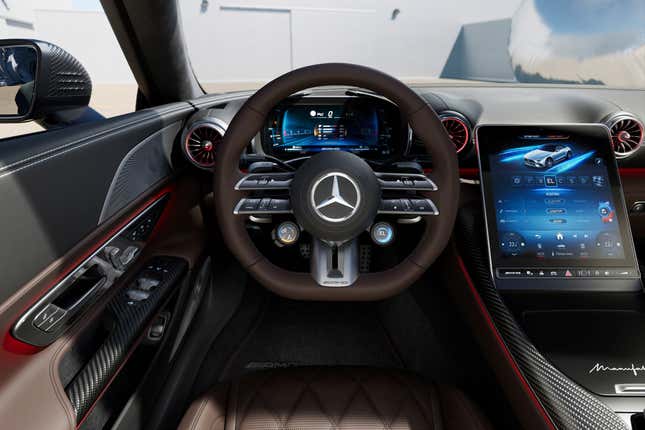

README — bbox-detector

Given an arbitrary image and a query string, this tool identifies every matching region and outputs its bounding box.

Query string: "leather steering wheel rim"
[214,63,459,301]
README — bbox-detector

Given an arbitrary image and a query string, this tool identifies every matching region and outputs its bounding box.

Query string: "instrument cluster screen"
[478,125,638,277]
[263,98,403,159]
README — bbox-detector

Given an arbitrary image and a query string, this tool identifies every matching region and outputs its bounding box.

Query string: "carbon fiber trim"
[457,203,629,430]
[45,43,92,98]
[65,256,188,423]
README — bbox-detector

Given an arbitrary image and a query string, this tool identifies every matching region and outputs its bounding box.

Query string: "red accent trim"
[440,116,470,154]
[3,186,174,355]
[2,331,41,355]
[619,168,645,177]
[456,255,556,429]
[459,168,480,178]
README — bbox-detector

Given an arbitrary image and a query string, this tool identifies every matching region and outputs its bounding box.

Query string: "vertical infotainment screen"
[478,125,639,281]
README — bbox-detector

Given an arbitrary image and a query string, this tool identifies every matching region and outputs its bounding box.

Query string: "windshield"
[180,0,645,93]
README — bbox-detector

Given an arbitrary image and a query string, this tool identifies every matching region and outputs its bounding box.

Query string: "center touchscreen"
[477,125,639,280]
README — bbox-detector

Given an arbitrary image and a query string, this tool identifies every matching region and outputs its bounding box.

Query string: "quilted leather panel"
[178,367,493,430]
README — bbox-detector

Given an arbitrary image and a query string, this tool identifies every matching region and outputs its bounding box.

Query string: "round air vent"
[440,112,471,154]
[182,120,226,169]
[604,113,643,159]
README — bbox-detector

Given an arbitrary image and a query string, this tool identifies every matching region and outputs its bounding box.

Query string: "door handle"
[51,262,108,313]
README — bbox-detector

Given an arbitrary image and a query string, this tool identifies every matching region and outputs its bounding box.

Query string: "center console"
[477,124,641,291]
[473,124,645,427]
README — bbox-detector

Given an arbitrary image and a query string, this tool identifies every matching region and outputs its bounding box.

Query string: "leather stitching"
[391,372,434,429]
[202,368,485,430]
[455,389,484,430]
[279,373,312,428]
[306,375,340,429]
[238,372,284,427]
[347,372,392,429]
[333,374,367,427]
[428,384,443,430]
[189,398,209,430]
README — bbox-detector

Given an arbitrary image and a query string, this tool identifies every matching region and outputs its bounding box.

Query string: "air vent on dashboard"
[440,113,471,154]
[182,120,226,170]
[408,111,472,159]
[604,113,643,159]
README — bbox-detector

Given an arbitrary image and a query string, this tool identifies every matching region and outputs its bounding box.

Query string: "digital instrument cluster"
[478,125,639,281]
[262,97,405,159]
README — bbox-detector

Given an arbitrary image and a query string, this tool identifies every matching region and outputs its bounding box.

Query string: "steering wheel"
[214,63,459,301]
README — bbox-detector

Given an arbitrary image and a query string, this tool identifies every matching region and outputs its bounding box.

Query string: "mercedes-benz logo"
[310,172,361,223]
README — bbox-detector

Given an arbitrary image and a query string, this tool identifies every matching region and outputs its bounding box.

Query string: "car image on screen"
[523,144,573,168]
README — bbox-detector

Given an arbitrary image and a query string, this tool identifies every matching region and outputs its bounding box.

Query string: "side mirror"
[0,39,91,123]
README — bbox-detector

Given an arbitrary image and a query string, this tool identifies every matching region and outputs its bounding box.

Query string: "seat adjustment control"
[126,289,150,302]
[137,274,161,291]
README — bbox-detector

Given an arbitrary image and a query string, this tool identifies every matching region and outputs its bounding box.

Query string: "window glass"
[180,0,645,93]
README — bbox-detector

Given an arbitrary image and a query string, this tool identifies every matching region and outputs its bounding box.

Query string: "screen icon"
[545,176,557,187]
[598,201,615,223]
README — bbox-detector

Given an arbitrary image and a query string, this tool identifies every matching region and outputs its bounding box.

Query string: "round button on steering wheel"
[214,63,459,301]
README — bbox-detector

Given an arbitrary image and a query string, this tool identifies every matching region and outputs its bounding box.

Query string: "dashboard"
[179,86,645,292]
[180,86,645,173]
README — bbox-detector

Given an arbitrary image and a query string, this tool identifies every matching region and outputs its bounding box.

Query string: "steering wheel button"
[269,199,290,211]
[241,199,260,211]
[259,198,271,210]
[380,199,399,211]
[275,221,300,245]
[412,199,430,212]
[371,222,394,246]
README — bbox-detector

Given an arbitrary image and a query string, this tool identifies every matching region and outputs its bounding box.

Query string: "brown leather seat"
[178,367,493,430]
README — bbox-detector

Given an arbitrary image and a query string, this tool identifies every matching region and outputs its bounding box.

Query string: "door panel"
[0,103,206,430]
[0,102,190,305]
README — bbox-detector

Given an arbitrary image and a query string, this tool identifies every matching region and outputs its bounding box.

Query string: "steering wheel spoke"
[311,238,359,287]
